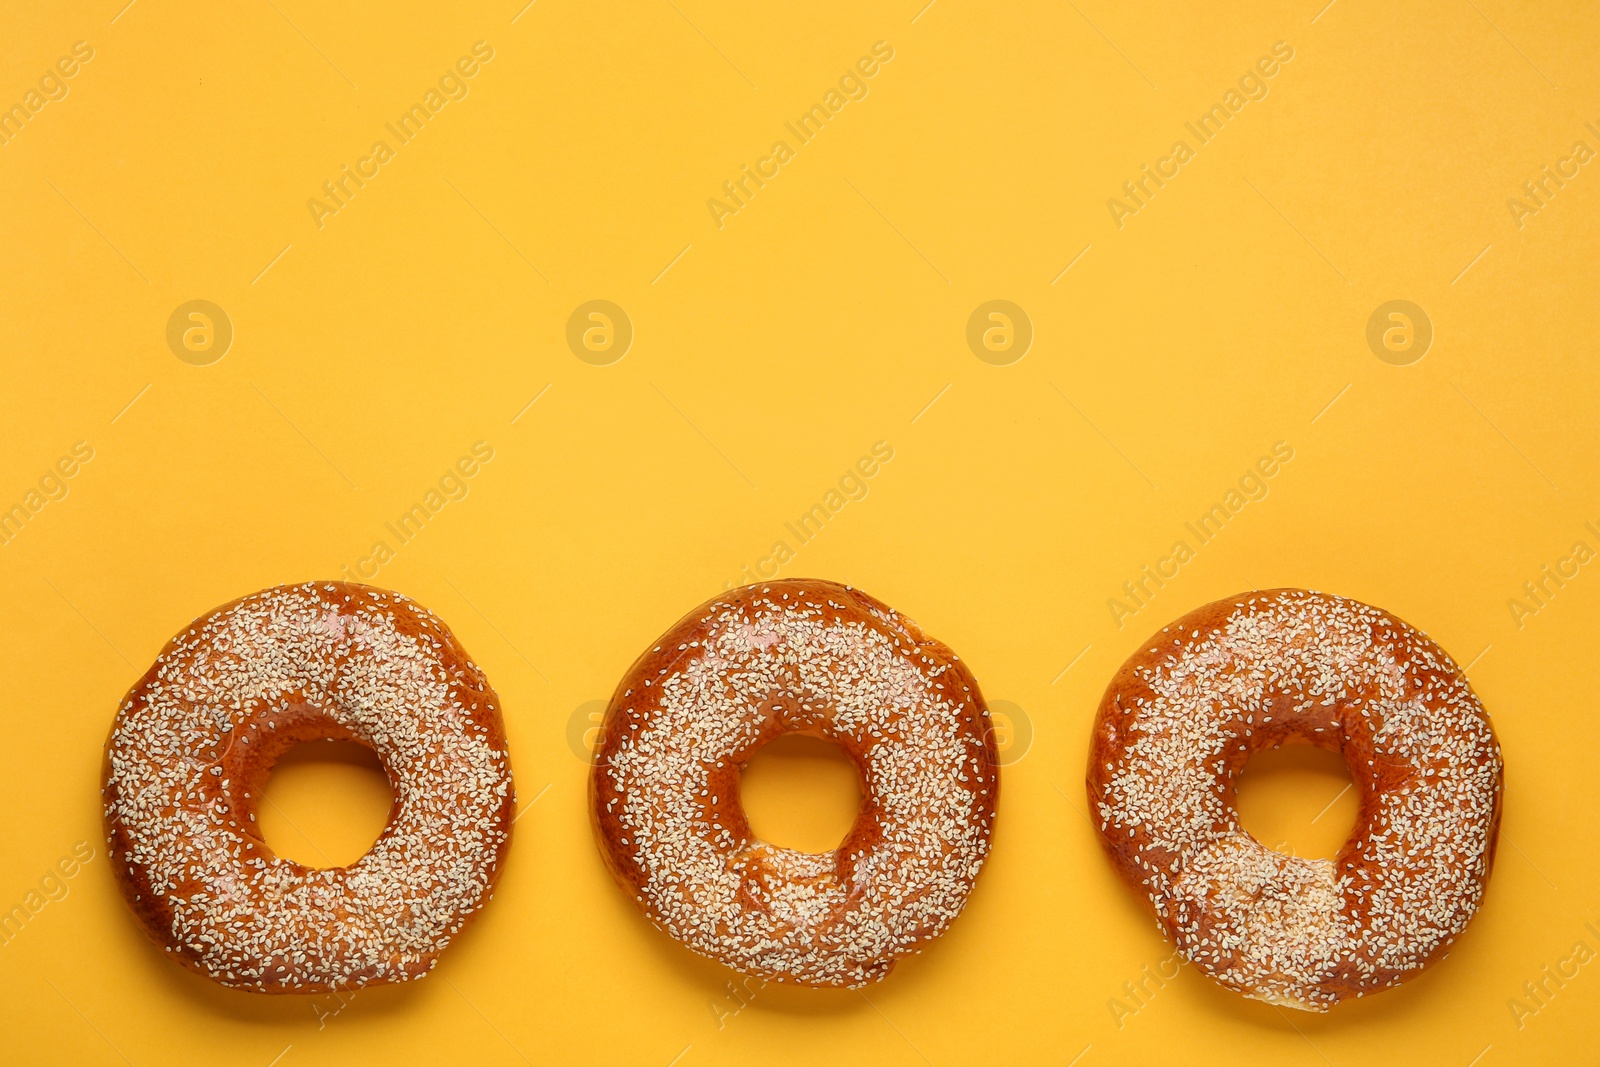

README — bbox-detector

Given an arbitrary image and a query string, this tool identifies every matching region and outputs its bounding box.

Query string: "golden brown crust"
[591,579,998,987]
[102,582,515,994]
[1087,589,1503,1011]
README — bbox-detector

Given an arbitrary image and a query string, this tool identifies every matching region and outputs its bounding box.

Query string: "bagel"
[1087,589,1503,1010]
[102,582,515,993]
[590,580,999,987]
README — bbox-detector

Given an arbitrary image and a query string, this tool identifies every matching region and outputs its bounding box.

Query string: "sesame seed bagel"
[102,582,515,994]
[590,580,999,988]
[1087,589,1503,1011]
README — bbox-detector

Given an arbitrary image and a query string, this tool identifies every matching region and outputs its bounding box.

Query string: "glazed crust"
[102,582,515,994]
[1087,589,1503,1011]
[590,579,999,988]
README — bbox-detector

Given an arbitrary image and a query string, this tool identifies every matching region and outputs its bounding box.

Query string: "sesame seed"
[1087,589,1502,1012]
[590,579,998,988]
[102,581,515,994]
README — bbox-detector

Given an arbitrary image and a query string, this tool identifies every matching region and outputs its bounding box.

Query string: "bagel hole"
[739,733,863,854]
[1235,743,1359,861]
[258,740,394,868]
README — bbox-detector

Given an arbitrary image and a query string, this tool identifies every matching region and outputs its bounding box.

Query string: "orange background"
[1,1,1597,1064]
